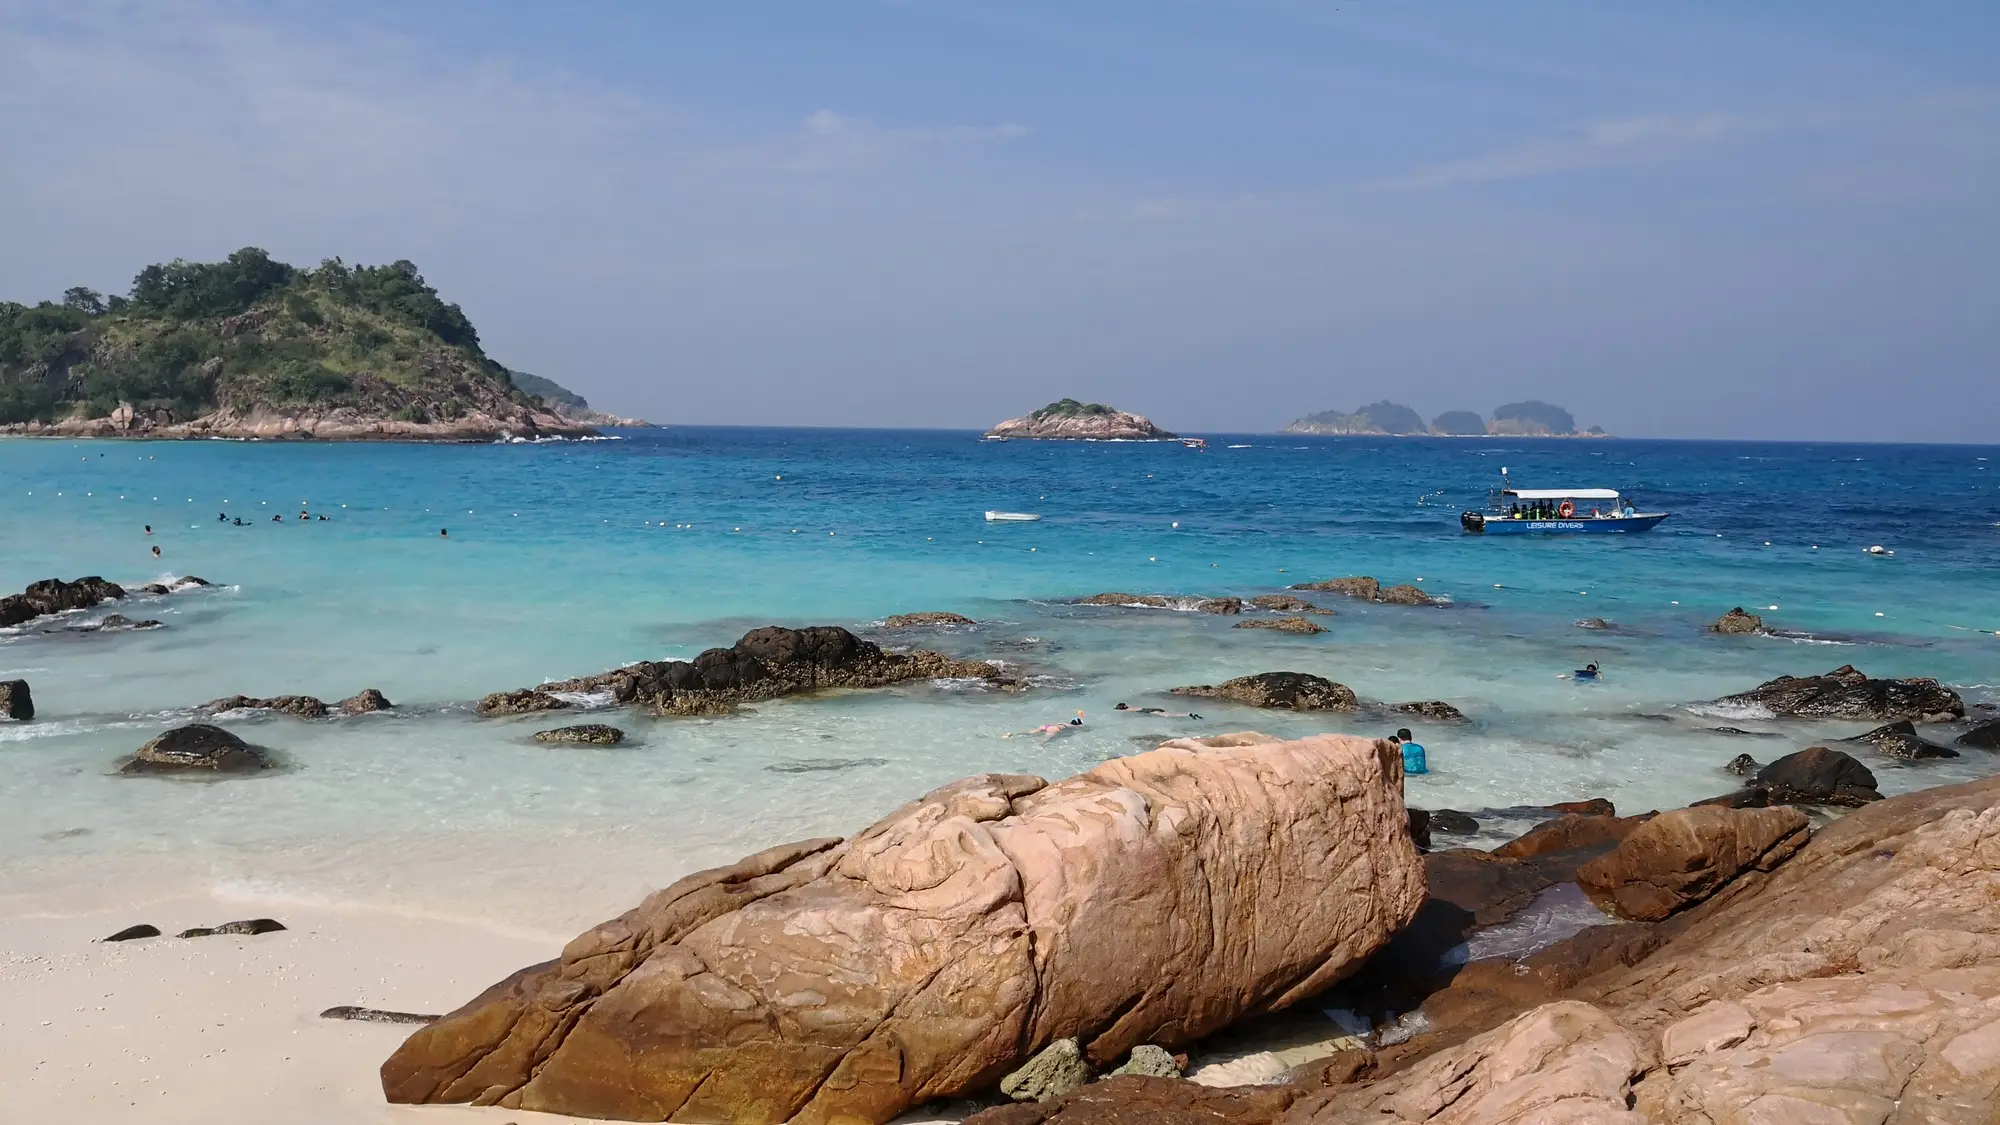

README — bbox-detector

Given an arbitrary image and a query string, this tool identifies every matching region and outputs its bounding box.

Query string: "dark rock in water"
[321,1005,440,1025]
[533,724,625,746]
[1547,798,1616,817]
[1708,664,1964,721]
[510,625,1001,717]
[1755,746,1882,807]
[1231,616,1326,634]
[1693,787,1771,809]
[337,688,393,715]
[1575,806,1810,922]
[173,575,211,588]
[1171,671,1357,711]
[883,611,975,627]
[1406,809,1431,852]
[179,918,286,938]
[1576,617,1613,630]
[1725,753,1761,776]
[1393,700,1465,721]
[1491,813,1651,860]
[203,694,329,719]
[0,576,126,628]
[103,924,160,942]
[1378,584,1435,606]
[1710,607,1765,634]
[1430,809,1479,835]
[93,614,162,630]
[1250,594,1331,614]
[136,583,171,596]
[1291,575,1381,598]
[0,679,31,721]
[121,724,271,774]
[1959,719,2000,751]
[1712,726,1783,739]
[1849,719,1960,761]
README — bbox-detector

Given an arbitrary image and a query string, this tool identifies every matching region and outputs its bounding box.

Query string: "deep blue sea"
[3,429,1997,928]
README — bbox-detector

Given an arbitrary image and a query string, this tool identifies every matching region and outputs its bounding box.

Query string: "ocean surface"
[3,429,1997,932]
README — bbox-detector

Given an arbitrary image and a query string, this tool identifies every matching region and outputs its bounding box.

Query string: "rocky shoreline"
[0,403,598,442]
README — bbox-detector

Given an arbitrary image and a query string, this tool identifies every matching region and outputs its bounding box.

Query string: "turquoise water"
[3,430,1997,930]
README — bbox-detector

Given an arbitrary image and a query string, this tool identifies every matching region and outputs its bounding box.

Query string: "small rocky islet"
[983,398,1177,441]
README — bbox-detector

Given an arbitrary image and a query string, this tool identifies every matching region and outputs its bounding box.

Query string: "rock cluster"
[1708,664,1964,721]
[1233,617,1327,635]
[203,694,331,718]
[1287,576,1436,606]
[1847,718,1959,760]
[380,732,1424,1123]
[120,724,271,774]
[1251,594,1332,614]
[1171,672,1358,710]
[0,576,125,628]
[1391,700,1464,721]
[485,625,1002,717]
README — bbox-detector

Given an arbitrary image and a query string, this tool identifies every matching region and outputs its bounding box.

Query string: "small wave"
[1684,700,1777,721]
[927,677,995,693]
[1226,444,1253,449]
[545,688,617,708]
[1766,630,1857,646]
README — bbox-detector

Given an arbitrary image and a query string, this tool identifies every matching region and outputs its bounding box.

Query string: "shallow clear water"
[3,429,1997,930]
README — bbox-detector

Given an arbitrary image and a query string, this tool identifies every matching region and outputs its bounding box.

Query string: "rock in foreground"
[120,724,271,774]
[1708,663,1963,721]
[1172,672,1357,710]
[984,399,1176,440]
[490,625,1001,717]
[380,732,1424,1123]
[532,724,624,746]
[1575,805,1810,921]
[337,688,393,714]
[1708,606,1764,634]
[1754,745,1883,806]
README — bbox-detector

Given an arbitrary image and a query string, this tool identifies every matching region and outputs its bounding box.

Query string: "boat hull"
[1462,512,1668,535]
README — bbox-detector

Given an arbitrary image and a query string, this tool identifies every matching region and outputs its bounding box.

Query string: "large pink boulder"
[381,732,1424,1123]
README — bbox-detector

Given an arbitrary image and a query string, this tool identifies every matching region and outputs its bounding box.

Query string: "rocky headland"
[985,399,1177,441]
[0,248,610,442]
[477,624,1005,717]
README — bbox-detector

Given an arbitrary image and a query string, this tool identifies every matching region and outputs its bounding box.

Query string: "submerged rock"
[882,611,975,627]
[1754,745,1882,807]
[0,576,126,628]
[1392,700,1465,721]
[1250,594,1331,614]
[511,625,1002,717]
[1847,718,1959,761]
[1708,664,1964,721]
[121,724,271,774]
[1075,593,1241,614]
[1575,806,1810,921]
[378,732,1423,1122]
[1171,672,1357,710]
[0,679,31,721]
[337,688,393,715]
[1001,1038,1092,1102]
[1232,616,1326,635]
[1576,617,1614,630]
[1429,809,1479,835]
[1709,607,1765,634]
[1724,752,1760,776]
[533,724,625,746]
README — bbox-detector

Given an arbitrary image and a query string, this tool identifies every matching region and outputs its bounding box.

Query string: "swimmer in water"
[272,514,282,523]
[1069,711,1085,726]
[144,525,152,535]
[1574,662,1600,681]
[1004,723,1072,740]
[151,545,161,558]
[440,528,448,538]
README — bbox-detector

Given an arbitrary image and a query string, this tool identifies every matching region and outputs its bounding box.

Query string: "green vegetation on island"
[0,247,586,438]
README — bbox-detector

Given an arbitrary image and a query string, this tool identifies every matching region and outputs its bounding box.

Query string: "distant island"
[0,247,633,441]
[985,399,1177,441]
[1282,399,1606,438]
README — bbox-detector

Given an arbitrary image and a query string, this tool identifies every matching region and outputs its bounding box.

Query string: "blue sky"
[3,1,1995,439]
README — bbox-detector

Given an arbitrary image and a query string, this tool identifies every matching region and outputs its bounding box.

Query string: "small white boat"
[985,511,1042,522]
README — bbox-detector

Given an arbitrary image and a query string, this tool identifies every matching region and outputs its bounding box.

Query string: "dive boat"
[1459,471,1668,535]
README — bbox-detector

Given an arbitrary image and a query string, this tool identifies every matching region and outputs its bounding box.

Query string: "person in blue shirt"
[1395,727,1428,775]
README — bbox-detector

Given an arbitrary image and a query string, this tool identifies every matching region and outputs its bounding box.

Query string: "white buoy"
[1876,612,1886,617]
[1768,605,1779,610]
[1171,521,1179,528]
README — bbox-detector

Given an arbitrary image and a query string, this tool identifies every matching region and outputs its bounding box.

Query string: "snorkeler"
[151,545,161,559]
[1574,662,1600,681]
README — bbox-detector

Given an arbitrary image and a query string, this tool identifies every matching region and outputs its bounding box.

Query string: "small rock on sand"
[102,924,160,942]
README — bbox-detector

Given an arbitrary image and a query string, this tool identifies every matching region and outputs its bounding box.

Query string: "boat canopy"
[1503,488,1621,501]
